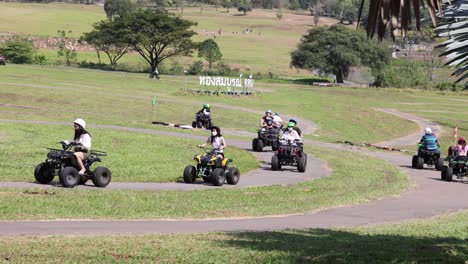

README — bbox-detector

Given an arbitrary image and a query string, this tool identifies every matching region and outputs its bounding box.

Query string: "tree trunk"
[336,71,344,83]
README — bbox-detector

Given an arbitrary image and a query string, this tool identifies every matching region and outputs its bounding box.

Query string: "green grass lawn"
[0,145,408,220]
[0,122,257,182]
[0,210,466,263]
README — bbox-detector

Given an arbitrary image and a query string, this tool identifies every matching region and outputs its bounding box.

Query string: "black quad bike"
[252,123,280,152]
[34,141,111,188]
[411,144,444,170]
[271,139,307,172]
[183,147,240,186]
[441,154,468,182]
[192,112,212,129]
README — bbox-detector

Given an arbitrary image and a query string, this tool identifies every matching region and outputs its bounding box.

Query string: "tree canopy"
[120,9,198,72]
[104,0,137,21]
[198,39,223,69]
[290,25,389,83]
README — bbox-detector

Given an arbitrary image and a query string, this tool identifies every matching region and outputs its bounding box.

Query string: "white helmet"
[74,118,86,129]
[425,127,432,134]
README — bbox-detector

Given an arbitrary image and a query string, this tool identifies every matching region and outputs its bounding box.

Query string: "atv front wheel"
[183,165,196,183]
[59,167,80,188]
[441,166,447,180]
[436,158,444,171]
[411,155,418,168]
[252,138,258,151]
[211,168,225,186]
[271,155,280,171]
[92,166,112,187]
[34,163,54,184]
[226,167,240,185]
[445,166,453,182]
[256,139,264,152]
[192,121,197,128]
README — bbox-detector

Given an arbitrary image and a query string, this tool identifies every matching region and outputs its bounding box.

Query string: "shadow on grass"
[218,229,468,263]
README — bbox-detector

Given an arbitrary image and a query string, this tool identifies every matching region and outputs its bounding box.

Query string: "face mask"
[212,131,217,136]
[288,127,293,131]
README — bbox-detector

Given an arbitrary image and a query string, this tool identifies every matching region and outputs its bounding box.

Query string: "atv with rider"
[411,143,444,170]
[271,139,307,172]
[192,112,212,129]
[183,146,240,186]
[0,55,5,65]
[252,119,280,152]
[441,149,468,182]
[34,141,111,188]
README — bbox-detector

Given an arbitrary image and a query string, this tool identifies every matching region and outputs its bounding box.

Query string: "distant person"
[198,126,226,168]
[273,112,283,127]
[151,68,160,79]
[281,122,302,142]
[285,118,302,137]
[260,110,274,131]
[449,137,468,157]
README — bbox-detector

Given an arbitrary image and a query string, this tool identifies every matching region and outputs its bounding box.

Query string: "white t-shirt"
[74,134,92,150]
[282,130,301,141]
[208,136,224,153]
[273,115,283,124]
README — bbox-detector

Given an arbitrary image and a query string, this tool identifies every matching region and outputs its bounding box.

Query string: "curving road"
[0,110,467,236]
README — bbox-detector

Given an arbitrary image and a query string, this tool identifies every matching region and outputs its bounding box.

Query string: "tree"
[237,0,253,14]
[81,20,131,69]
[198,39,222,70]
[104,0,136,21]
[223,0,233,12]
[0,38,35,64]
[290,25,389,83]
[57,30,77,66]
[121,9,197,73]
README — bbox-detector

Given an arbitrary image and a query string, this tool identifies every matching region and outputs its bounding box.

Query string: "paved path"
[1,110,467,236]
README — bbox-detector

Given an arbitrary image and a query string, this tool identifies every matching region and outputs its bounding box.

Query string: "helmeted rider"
[198,126,226,168]
[196,103,211,123]
[273,112,283,128]
[260,109,280,131]
[62,119,92,175]
[453,137,468,156]
[418,127,440,156]
[282,122,302,142]
[285,118,302,137]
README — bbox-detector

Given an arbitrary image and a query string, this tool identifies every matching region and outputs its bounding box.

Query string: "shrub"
[0,38,35,64]
[187,60,204,75]
[33,54,48,65]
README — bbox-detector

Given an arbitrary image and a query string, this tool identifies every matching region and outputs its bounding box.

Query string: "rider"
[63,119,92,175]
[282,122,302,142]
[418,127,440,156]
[260,110,275,131]
[195,104,211,124]
[454,137,468,156]
[198,126,226,168]
[273,112,283,128]
[286,118,302,137]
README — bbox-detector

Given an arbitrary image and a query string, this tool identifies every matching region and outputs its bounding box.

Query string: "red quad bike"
[34,141,111,188]
[271,139,307,172]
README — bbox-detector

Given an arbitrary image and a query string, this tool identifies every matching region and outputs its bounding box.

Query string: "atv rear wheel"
[441,166,447,180]
[211,168,225,186]
[271,155,280,171]
[192,121,197,128]
[436,158,444,171]
[411,155,418,168]
[416,157,424,169]
[445,166,453,182]
[297,155,307,172]
[92,166,112,187]
[226,167,240,185]
[183,165,196,183]
[59,167,80,188]
[196,121,202,129]
[34,163,54,184]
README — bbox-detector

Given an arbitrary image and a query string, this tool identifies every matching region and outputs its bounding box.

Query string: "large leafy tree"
[291,25,389,83]
[121,9,198,73]
[104,0,136,21]
[198,39,222,70]
[81,20,131,69]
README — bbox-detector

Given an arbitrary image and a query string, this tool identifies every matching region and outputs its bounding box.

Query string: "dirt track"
[0,110,467,236]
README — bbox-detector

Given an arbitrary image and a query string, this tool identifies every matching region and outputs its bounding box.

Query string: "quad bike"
[271,139,307,172]
[252,121,280,152]
[34,141,111,188]
[191,112,212,129]
[183,147,240,186]
[0,55,5,65]
[441,150,468,182]
[411,144,444,171]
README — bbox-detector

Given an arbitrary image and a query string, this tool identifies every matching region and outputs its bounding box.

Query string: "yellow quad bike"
[183,147,240,186]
